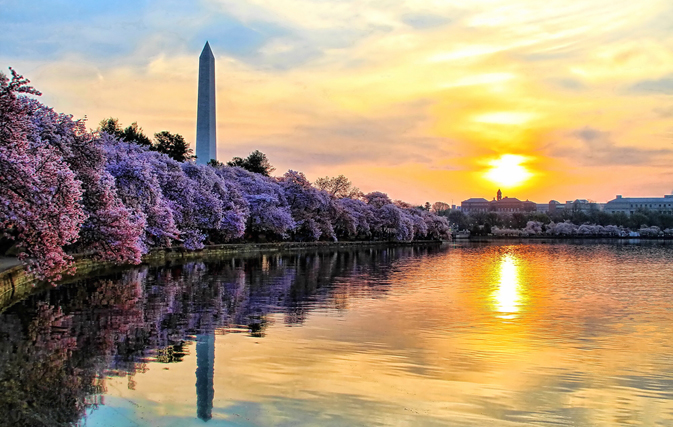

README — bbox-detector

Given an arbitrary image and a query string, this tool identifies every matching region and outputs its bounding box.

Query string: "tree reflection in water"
[0,246,438,427]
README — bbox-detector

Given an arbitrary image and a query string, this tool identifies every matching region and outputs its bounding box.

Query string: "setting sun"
[484,154,533,188]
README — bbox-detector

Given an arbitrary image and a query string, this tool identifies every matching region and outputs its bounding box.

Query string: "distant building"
[565,199,603,213]
[461,198,490,213]
[604,194,673,215]
[490,196,536,213]
[548,200,562,214]
[461,191,536,214]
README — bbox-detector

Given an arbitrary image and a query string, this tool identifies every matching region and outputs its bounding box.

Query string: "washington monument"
[196,42,216,165]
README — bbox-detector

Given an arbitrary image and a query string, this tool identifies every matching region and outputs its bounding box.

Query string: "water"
[2,242,673,426]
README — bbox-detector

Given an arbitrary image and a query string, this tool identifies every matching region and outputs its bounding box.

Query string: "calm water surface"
[2,242,673,426]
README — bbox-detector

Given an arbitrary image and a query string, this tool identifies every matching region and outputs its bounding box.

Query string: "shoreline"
[0,240,446,312]
[4,236,669,312]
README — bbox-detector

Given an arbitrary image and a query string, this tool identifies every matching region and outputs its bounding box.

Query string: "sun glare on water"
[484,154,533,188]
[492,254,523,317]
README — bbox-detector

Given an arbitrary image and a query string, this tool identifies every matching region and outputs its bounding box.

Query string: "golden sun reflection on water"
[492,253,523,317]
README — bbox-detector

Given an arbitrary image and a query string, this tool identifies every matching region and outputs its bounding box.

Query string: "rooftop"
[608,195,673,203]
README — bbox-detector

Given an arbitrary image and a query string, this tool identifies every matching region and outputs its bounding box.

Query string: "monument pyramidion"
[196,41,216,165]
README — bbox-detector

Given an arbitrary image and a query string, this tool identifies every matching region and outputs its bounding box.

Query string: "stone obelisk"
[196,42,216,165]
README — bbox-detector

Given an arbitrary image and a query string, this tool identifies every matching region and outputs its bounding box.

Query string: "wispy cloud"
[628,75,673,94]
[549,126,673,166]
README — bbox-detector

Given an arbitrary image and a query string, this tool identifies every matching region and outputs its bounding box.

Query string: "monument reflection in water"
[196,334,215,421]
[2,242,673,426]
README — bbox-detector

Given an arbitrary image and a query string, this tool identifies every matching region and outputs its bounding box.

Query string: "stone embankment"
[0,240,446,312]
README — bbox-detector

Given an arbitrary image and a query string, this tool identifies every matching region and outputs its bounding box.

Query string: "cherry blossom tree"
[333,198,373,240]
[491,226,522,236]
[181,162,249,244]
[396,202,429,238]
[523,221,543,235]
[603,225,625,236]
[214,166,295,239]
[0,69,86,280]
[278,170,335,241]
[423,211,451,240]
[28,100,144,264]
[363,191,392,209]
[638,225,662,237]
[102,136,179,251]
[141,151,205,249]
[546,221,578,236]
[364,192,415,241]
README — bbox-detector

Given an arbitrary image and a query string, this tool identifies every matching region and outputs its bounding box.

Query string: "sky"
[2,0,673,205]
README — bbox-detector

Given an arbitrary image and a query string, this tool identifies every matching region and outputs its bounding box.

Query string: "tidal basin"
[2,241,673,426]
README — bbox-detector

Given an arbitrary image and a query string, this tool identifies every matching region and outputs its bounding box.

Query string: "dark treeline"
[0,246,439,426]
[0,69,450,280]
[441,208,673,237]
[99,117,196,163]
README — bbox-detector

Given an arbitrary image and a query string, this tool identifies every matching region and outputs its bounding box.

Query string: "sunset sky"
[2,0,673,204]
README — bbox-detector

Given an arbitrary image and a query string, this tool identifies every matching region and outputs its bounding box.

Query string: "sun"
[484,154,533,188]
